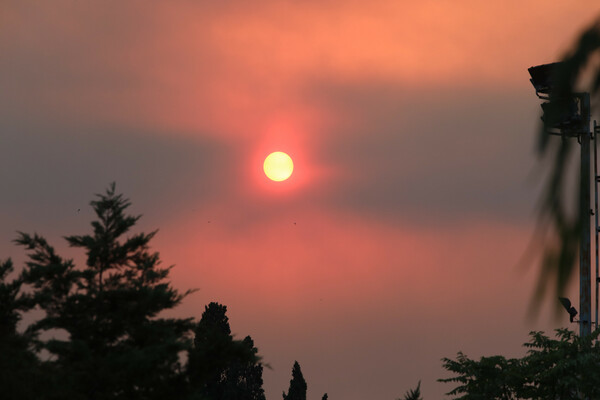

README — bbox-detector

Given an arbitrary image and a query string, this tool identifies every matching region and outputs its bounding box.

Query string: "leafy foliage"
[440,328,600,399]
[531,18,600,311]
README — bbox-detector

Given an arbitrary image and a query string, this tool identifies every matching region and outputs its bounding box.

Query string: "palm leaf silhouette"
[530,19,600,314]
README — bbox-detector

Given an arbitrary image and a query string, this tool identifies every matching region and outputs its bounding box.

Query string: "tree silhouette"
[400,381,422,400]
[282,361,307,400]
[189,302,264,400]
[222,336,267,400]
[440,329,600,399]
[0,184,271,399]
[0,258,46,398]
[14,183,195,399]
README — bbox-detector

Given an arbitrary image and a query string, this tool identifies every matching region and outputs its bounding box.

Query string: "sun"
[264,152,294,182]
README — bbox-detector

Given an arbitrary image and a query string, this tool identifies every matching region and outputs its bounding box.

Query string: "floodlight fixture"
[559,297,578,323]
[529,61,583,134]
[540,98,581,131]
[528,62,563,97]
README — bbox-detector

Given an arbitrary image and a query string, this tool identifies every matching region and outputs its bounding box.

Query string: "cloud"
[299,78,542,224]
[0,0,572,227]
[0,122,228,234]
[2,0,594,140]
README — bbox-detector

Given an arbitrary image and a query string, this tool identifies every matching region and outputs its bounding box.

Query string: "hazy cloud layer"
[303,79,543,223]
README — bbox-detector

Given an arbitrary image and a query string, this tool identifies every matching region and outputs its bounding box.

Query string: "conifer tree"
[282,361,307,400]
[189,302,264,400]
[400,381,422,400]
[0,258,45,398]
[222,336,266,400]
[15,184,195,399]
[2,185,269,399]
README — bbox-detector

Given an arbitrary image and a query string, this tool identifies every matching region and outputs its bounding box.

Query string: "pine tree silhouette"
[15,183,195,398]
[189,302,265,399]
[282,361,307,400]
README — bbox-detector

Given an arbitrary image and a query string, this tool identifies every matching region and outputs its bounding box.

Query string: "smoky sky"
[1,2,598,399]
[0,1,579,233]
[2,92,543,245]
[304,79,543,223]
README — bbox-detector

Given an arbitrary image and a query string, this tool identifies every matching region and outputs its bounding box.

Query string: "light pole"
[580,92,591,337]
[528,62,592,336]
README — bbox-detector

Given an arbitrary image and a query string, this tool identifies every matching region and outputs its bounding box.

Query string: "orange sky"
[2,1,600,398]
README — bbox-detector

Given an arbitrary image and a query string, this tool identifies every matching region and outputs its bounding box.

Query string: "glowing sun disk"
[264,152,293,181]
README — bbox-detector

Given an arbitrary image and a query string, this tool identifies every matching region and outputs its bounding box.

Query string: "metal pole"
[580,93,592,337]
[594,120,598,332]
